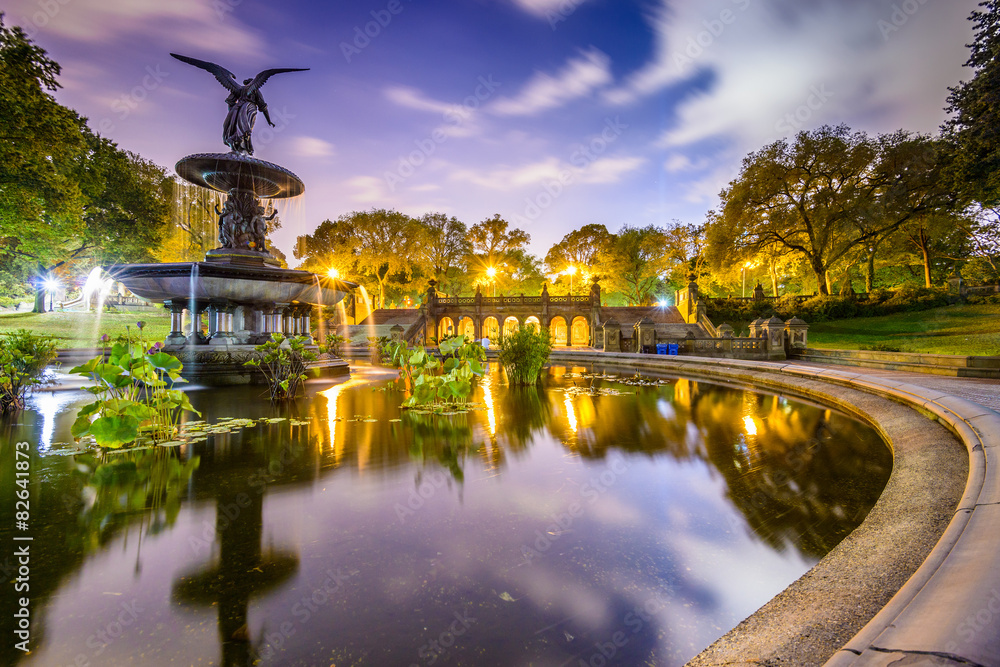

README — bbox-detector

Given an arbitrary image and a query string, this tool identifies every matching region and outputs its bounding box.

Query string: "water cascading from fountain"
[356,285,376,343]
[81,267,103,312]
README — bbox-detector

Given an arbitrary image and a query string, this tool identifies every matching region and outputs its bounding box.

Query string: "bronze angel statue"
[170,53,308,155]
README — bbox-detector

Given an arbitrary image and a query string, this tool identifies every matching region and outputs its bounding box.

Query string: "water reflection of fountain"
[172,488,298,667]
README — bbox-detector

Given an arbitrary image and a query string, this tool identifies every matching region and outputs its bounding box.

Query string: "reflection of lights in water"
[482,373,497,436]
[319,380,363,464]
[743,415,758,436]
[31,391,79,452]
[564,394,578,434]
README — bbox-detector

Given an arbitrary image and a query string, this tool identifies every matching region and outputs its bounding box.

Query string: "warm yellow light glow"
[743,415,758,436]
[486,266,497,278]
[565,395,578,434]
[320,379,363,463]
[482,373,497,436]
[328,268,340,280]
[565,265,577,276]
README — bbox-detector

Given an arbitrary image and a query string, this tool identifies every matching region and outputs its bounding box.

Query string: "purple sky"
[5,0,980,261]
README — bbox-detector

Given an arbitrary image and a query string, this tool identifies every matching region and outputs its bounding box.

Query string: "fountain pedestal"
[107,152,354,384]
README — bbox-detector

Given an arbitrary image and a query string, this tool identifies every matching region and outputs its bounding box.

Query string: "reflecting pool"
[0,364,891,666]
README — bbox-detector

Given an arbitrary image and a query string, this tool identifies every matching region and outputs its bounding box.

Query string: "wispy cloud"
[490,48,612,116]
[608,0,977,152]
[509,0,592,18]
[450,153,645,190]
[292,136,335,159]
[347,176,387,203]
[7,0,262,57]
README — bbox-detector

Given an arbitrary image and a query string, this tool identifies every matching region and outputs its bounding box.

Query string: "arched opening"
[437,317,455,341]
[503,316,520,337]
[524,316,541,333]
[458,316,475,341]
[571,316,590,346]
[550,316,568,347]
[483,316,500,342]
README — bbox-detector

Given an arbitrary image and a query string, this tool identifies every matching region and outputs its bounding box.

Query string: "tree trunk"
[33,287,45,313]
[768,262,779,297]
[918,231,933,288]
[865,250,876,292]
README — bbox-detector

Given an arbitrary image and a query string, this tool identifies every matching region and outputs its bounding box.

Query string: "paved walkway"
[791,360,1000,411]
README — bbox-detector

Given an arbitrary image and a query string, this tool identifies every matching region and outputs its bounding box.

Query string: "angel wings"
[170,53,308,155]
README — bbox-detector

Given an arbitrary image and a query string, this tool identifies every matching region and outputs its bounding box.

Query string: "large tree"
[943,1,1000,206]
[418,213,469,295]
[467,214,530,272]
[715,125,950,295]
[295,209,421,309]
[543,223,613,276]
[595,225,673,305]
[0,17,172,309]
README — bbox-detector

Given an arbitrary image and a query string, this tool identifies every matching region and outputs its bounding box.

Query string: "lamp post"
[43,277,60,312]
[566,265,577,297]
[486,266,497,298]
[741,261,756,299]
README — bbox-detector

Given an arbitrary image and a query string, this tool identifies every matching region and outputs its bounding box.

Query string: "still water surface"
[0,364,891,666]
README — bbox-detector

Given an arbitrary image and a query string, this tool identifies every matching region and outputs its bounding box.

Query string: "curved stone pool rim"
[546,350,999,666]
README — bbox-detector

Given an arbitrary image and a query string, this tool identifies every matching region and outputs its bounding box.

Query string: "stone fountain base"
[164,345,349,386]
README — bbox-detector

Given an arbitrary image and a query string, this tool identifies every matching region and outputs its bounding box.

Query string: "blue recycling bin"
[668,343,679,356]
[656,343,668,355]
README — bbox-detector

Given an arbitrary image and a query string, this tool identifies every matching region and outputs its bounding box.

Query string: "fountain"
[107,53,356,385]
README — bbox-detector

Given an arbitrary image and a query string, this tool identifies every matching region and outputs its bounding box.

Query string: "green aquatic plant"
[496,325,552,386]
[0,329,58,413]
[70,329,200,448]
[244,333,321,401]
[383,336,486,411]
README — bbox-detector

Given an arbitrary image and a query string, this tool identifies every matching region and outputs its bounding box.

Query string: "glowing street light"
[565,265,577,296]
[42,276,60,312]
[486,266,498,297]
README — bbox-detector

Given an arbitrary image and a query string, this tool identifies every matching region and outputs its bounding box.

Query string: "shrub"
[497,326,552,386]
[382,336,486,410]
[0,329,59,413]
[244,334,320,401]
[325,333,347,358]
[70,330,200,448]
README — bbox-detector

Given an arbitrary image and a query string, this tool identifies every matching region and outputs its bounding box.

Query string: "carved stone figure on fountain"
[215,199,241,248]
[170,53,308,156]
[249,203,276,252]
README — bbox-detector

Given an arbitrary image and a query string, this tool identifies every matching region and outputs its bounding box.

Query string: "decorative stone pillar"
[390,324,405,343]
[635,317,656,353]
[164,300,187,346]
[187,302,208,345]
[210,301,237,346]
[761,315,787,360]
[717,323,734,338]
[602,318,621,353]
[748,317,765,338]
[752,283,766,302]
[784,317,809,352]
[300,305,313,342]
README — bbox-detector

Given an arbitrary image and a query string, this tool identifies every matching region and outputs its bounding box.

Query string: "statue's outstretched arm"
[261,104,276,128]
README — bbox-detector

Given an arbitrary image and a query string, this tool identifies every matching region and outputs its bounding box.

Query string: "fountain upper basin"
[107,260,356,306]
[176,152,304,198]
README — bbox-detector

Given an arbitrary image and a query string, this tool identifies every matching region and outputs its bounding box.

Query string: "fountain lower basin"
[107,259,350,305]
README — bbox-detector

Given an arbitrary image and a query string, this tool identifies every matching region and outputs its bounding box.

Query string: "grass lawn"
[807,304,1000,356]
[0,311,171,348]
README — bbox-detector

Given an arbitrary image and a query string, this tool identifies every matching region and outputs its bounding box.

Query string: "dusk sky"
[5,0,981,261]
